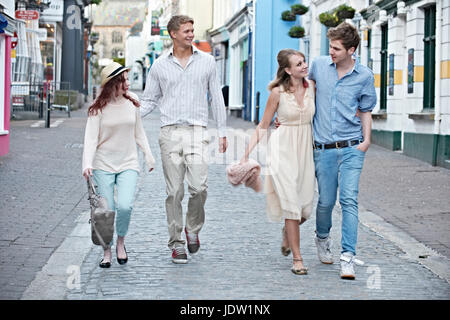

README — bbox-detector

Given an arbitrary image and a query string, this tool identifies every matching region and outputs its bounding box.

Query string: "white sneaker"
[315,235,333,264]
[340,252,365,280]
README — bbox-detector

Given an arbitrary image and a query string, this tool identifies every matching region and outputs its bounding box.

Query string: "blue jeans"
[92,169,139,238]
[313,144,365,255]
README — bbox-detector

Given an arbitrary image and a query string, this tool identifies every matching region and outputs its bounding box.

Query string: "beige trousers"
[158,125,210,249]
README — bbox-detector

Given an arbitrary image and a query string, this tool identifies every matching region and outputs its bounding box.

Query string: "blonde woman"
[82,62,155,268]
[241,49,315,275]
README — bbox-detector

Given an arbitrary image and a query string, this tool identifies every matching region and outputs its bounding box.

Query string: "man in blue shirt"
[308,22,377,280]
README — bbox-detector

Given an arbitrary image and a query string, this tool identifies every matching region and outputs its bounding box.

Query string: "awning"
[0,12,17,35]
[0,14,7,34]
[193,40,212,53]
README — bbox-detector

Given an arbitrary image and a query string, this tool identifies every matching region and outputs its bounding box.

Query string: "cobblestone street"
[17,99,449,300]
[1,94,449,301]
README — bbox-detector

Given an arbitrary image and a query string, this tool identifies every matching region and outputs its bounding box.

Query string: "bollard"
[38,87,44,119]
[93,86,97,100]
[45,92,51,128]
[254,91,260,125]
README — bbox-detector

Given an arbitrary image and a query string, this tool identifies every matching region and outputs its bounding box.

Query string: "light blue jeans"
[92,169,139,238]
[313,144,366,255]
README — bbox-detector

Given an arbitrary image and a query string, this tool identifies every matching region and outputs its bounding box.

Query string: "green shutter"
[423,5,436,110]
[380,24,388,110]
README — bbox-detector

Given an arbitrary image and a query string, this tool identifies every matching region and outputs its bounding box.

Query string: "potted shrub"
[336,4,355,20]
[291,4,309,15]
[288,26,305,38]
[319,12,340,28]
[281,10,296,21]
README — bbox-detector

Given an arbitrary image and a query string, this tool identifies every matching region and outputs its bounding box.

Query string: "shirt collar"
[328,55,361,74]
[169,45,200,56]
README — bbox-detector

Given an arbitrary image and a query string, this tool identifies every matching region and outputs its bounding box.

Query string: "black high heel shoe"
[99,259,111,268]
[99,247,112,268]
[116,245,128,265]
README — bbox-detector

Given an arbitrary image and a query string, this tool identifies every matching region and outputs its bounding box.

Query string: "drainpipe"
[433,0,442,166]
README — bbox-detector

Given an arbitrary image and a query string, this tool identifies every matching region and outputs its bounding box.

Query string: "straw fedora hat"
[100,62,130,87]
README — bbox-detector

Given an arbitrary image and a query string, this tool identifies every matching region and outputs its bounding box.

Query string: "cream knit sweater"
[82,92,155,174]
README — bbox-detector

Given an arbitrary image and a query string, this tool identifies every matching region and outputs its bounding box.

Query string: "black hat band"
[107,66,126,79]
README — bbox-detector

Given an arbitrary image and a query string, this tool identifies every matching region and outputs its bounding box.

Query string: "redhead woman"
[82,62,155,268]
[241,49,315,275]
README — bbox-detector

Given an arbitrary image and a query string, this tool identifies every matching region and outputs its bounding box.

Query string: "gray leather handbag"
[87,176,115,249]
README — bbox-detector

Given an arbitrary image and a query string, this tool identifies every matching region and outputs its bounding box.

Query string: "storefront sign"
[12,96,24,106]
[160,27,170,40]
[11,31,17,49]
[15,10,39,21]
[41,0,64,22]
[151,11,160,36]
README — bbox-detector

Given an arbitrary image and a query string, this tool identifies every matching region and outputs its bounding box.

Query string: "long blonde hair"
[268,49,308,92]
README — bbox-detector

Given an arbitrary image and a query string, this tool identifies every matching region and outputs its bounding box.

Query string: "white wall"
[212,0,233,31]
[368,0,450,137]
[179,0,213,40]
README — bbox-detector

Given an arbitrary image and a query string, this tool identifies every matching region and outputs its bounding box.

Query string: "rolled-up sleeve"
[207,57,227,137]
[359,74,377,112]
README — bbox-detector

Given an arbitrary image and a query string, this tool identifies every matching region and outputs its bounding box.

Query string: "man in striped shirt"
[140,15,228,264]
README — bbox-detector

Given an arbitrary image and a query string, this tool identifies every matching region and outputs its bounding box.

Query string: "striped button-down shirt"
[140,46,227,137]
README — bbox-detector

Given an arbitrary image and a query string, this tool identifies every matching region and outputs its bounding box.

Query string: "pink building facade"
[0,13,13,157]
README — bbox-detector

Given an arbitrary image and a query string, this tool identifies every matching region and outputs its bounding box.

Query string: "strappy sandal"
[281,226,291,256]
[291,258,308,275]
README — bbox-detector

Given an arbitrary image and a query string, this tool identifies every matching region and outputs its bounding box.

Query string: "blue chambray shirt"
[308,56,377,144]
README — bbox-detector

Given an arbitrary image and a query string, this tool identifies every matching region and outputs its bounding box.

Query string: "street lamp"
[87,44,93,96]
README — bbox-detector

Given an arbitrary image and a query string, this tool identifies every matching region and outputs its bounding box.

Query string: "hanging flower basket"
[336,4,355,20]
[90,32,100,42]
[291,4,309,15]
[281,10,296,21]
[288,26,305,38]
[319,12,340,28]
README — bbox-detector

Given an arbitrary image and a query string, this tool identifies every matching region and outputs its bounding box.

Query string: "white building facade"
[295,0,449,168]
[361,0,449,168]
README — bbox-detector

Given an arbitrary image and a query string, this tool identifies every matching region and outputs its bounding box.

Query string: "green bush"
[113,57,125,66]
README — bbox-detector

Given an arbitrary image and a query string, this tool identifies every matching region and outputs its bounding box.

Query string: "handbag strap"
[87,176,97,198]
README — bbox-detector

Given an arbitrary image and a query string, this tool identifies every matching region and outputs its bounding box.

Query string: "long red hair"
[88,72,140,116]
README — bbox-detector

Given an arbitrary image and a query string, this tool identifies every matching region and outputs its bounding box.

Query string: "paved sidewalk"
[0,108,90,300]
[20,105,449,300]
